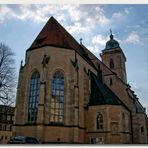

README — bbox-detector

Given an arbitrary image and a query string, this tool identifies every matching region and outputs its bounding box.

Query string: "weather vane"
[109,28,113,39]
[110,28,112,35]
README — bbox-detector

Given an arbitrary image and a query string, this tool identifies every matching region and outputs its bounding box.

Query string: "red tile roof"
[28,16,81,51]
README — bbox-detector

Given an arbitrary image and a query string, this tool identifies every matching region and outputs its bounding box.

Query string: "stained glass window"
[50,71,64,123]
[28,71,40,123]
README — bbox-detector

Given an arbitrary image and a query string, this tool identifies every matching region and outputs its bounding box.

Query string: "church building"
[13,16,148,144]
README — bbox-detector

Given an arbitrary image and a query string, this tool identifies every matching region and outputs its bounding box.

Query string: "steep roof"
[89,72,122,106]
[27,16,96,69]
[28,16,82,50]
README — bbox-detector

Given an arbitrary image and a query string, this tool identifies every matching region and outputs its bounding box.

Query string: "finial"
[109,29,113,39]
[110,29,112,35]
[80,38,83,44]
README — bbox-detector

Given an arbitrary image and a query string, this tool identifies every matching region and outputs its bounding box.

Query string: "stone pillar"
[36,81,46,142]
[36,54,49,143]
[73,84,79,143]
[73,53,79,143]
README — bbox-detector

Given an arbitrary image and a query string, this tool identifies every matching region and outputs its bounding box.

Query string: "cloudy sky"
[0,4,148,112]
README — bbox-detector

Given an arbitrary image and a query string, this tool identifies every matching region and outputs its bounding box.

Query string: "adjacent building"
[13,16,148,144]
[0,105,14,144]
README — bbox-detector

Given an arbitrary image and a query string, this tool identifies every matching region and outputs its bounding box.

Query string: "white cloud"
[0,5,67,24]
[86,34,108,54]
[87,45,101,53]
[98,15,110,25]
[112,12,123,19]
[92,34,108,46]
[124,7,133,14]
[65,22,90,34]
[66,5,81,22]
[112,7,132,20]
[0,5,110,26]
[90,34,123,53]
[0,5,12,23]
[125,32,140,44]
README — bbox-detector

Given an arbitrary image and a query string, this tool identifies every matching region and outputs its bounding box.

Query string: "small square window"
[141,126,144,134]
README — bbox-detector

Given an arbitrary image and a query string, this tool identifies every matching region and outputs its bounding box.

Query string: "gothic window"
[50,71,64,123]
[28,71,40,123]
[96,113,103,130]
[109,59,114,69]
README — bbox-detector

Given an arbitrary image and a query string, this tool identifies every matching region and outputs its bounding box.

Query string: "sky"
[0,4,148,113]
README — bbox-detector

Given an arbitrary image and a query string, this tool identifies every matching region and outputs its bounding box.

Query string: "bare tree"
[0,43,16,106]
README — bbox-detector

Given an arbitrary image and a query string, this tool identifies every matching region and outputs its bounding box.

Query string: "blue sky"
[0,4,148,113]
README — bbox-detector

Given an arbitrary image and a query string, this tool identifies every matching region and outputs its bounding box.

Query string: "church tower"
[101,32,127,83]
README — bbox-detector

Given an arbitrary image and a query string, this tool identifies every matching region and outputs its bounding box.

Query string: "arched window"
[50,71,64,123]
[28,71,40,123]
[110,59,114,69]
[96,113,103,130]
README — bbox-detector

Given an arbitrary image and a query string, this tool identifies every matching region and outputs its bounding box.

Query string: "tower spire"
[109,29,113,39]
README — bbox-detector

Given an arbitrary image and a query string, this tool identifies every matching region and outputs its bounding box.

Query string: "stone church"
[13,16,148,144]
